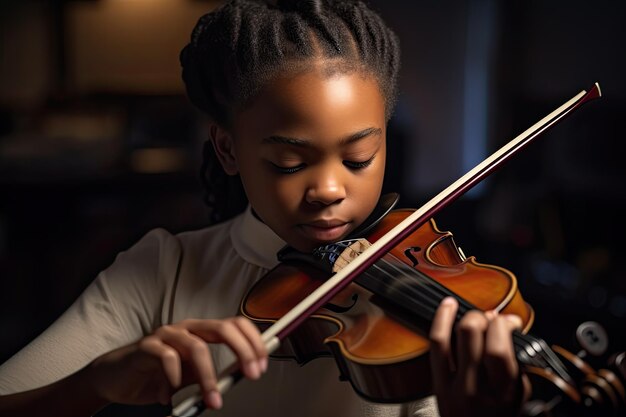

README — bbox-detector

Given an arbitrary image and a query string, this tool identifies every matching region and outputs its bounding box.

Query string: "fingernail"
[247,361,260,379]
[505,314,523,328]
[259,357,268,373]
[207,390,222,409]
[441,296,456,306]
[484,310,496,320]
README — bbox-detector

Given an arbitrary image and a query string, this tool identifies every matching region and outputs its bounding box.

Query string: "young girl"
[0,1,526,416]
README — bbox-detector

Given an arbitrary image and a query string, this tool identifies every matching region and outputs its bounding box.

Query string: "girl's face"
[221,68,387,252]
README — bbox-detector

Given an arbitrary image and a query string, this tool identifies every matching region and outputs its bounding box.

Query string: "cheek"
[353,155,386,213]
[356,152,385,191]
[268,176,306,209]
[241,166,303,213]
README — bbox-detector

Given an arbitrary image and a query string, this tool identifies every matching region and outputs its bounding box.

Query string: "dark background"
[1,0,625,408]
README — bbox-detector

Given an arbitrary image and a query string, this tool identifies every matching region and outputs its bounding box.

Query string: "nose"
[305,165,347,206]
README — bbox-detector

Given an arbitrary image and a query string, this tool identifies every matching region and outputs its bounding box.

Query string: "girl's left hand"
[429,297,531,417]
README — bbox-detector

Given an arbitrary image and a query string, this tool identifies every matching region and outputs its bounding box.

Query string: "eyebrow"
[261,127,382,147]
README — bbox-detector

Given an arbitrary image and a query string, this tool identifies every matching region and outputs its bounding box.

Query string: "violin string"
[317,245,459,318]
[364,255,472,321]
[373,259,544,350]
[352,251,569,375]
[373,254,473,314]
[365,260,566,374]
[367,262,449,321]
[327,245,571,381]
[514,333,573,384]
[375,257,574,381]
[366,260,449,317]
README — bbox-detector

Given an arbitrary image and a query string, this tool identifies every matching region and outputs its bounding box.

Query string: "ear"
[208,123,238,175]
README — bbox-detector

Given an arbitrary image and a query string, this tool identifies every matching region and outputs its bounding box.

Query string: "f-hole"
[324,293,359,313]
[404,246,422,267]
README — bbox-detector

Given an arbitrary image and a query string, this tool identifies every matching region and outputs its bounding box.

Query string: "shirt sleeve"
[409,396,439,417]
[0,228,181,395]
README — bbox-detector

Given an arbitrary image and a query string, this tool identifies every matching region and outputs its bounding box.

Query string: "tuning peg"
[576,350,626,415]
[608,352,626,382]
[576,321,609,357]
[606,351,626,405]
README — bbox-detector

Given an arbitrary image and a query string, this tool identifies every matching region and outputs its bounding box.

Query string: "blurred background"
[0,0,625,405]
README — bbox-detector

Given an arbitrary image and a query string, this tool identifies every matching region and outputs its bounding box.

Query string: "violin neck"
[355,255,575,385]
[355,253,468,322]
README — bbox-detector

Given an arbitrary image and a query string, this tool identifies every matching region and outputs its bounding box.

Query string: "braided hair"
[180,0,401,223]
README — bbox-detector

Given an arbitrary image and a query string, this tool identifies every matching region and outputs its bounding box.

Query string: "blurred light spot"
[42,113,123,144]
[130,148,186,173]
[532,258,578,292]
[577,247,611,274]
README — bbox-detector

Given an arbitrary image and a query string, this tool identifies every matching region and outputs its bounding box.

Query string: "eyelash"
[271,155,375,174]
[344,155,375,170]
[271,163,305,174]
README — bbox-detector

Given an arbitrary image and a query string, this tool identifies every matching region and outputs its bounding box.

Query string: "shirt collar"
[230,206,287,270]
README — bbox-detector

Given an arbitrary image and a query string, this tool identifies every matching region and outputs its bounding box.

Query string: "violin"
[242,205,626,415]
[172,83,625,417]
[242,204,534,402]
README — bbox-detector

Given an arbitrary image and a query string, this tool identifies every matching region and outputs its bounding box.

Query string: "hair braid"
[181,0,401,223]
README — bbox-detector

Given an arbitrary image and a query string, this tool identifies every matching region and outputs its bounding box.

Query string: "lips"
[298,219,350,242]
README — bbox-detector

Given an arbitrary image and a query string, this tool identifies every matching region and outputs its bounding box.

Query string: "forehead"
[232,68,386,138]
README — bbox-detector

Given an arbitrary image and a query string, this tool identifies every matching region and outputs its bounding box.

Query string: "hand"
[429,297,530,417]
[87,317,267,410]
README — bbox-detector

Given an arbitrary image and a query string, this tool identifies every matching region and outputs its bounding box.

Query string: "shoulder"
[103,214,243,294]
[175,216,235,257]
[123,227,183,263]
[110,216,235,275]
[103,227,183,287]
[174,208,282,270]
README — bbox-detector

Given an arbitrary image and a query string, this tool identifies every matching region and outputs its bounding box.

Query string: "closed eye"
[270,162,305,174]
[344,155,375,170]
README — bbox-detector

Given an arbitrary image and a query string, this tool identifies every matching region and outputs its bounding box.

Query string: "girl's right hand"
[87,317,268,410]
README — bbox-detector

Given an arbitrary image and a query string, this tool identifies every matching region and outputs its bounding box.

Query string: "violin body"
[241,210,534,402]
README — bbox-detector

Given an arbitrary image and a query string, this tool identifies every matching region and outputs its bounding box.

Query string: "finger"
[154,326,222,409]
[429,297,459,389]
[484,314,522,402]
[184,318,262,380]
[137,336,182,405]
[232,316,269,372]
[520,373,532,404]
[455,310,489,397]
